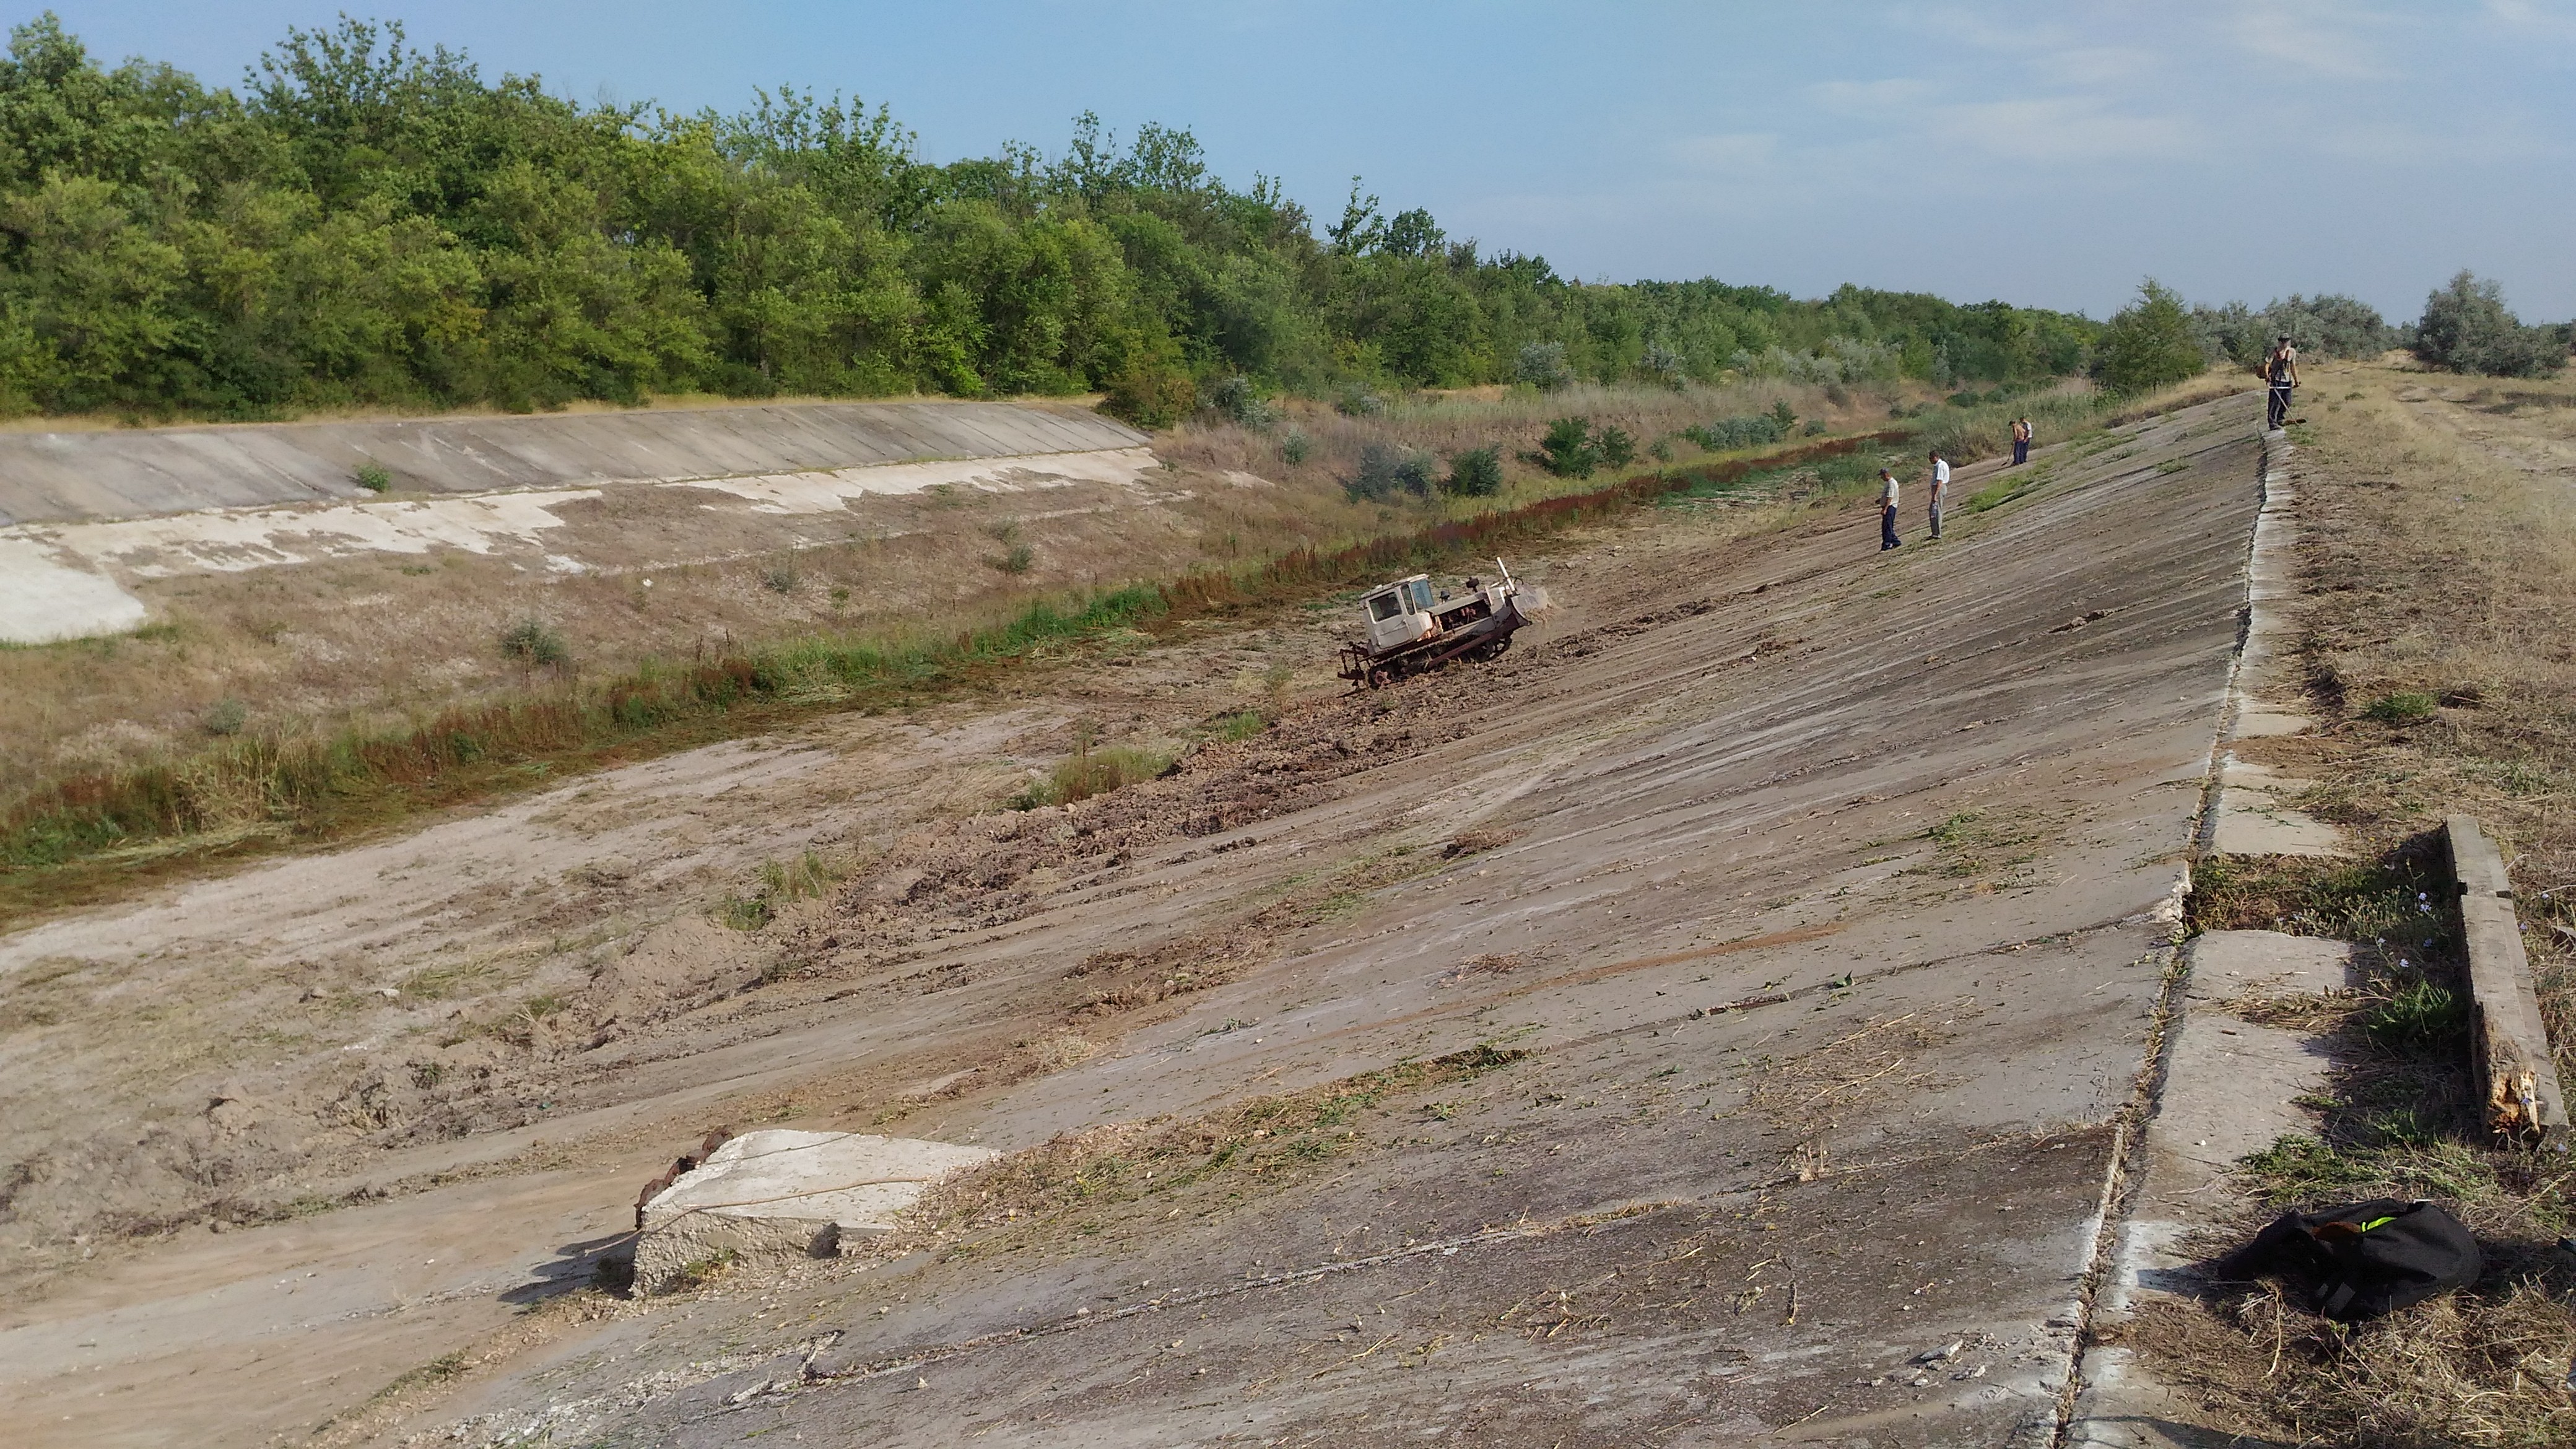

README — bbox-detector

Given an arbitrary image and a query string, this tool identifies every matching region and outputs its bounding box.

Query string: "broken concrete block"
[633,1129,997,1294]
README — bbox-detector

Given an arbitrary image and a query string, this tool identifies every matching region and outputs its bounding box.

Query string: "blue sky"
[32,1,2576,321]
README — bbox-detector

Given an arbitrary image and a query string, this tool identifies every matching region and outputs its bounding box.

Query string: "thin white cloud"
[2224,2,2396,79]
[1931,96,2204,163]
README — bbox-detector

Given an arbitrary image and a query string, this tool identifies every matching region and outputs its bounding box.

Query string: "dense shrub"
[1342,441,1437,501]
[1529,417,1601,478]
[1683,412,1789,451]
[1102,357,1196,429]
[2191,294,2393,367]
[2414,271,2565,378]
[1445,445,1502,496]
[1209,374,1272,429]
[1516,342,1573,391]
[1641,342,1686,388]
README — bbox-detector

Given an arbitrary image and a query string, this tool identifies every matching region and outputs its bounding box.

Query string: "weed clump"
[1014,744,1172,808]
[716,850,843,931]
[498,618,568,667]
[201,698,247,736]
[353,462,391,494]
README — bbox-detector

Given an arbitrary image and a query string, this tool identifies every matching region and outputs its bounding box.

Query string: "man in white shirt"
[1878,468,1901,550]
[1926,450,1951,541]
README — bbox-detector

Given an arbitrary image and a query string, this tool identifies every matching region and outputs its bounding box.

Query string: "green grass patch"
[2363,690,2440,724]
[1965,463,2054,514]
[2187,847,2461,954]
[1210,710,1267,742]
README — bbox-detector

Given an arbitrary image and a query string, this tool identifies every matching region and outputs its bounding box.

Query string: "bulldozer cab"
[1362,575,1438,651]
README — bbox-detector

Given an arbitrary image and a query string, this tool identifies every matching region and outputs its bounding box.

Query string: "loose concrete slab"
[634,1131,996,1294]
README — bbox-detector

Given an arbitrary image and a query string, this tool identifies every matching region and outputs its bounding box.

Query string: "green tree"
[2091,279,2204,394]
[0,11,2120,421]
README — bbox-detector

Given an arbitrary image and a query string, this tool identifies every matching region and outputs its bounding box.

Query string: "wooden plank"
[2448,814,2517,899]
[2448,815,2570,1148]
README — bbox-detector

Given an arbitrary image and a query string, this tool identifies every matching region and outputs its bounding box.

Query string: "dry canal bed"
[0,396,2268,1447]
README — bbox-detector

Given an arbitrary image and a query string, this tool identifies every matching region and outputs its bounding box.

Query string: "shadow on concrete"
[2080,1416,2301,1448]
[500,1230,635,1305]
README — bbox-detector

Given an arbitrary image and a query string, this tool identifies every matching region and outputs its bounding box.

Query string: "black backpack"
[2226,1198,2482,1321]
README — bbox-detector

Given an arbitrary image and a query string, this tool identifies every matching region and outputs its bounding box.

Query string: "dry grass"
[1159,377,1891,491]
[2169,359,2576,1445]
[2276,360,2576,1074]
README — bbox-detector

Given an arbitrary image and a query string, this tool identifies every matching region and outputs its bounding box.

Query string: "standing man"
[1878,468,1902,550]
[2265,336,2299,430]
[1926,450,1950,541]
[2011,417,2030,466]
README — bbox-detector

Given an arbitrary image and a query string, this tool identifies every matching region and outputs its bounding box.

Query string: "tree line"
[0,14,2112,424]
[2086,271,2566,398]
[1,15,2556,426]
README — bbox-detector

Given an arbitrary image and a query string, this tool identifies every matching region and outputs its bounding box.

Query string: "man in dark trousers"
[2265,336,2300,430]
[1878,468,1901,550]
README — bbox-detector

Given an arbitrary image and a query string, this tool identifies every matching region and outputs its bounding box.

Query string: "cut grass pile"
[891,1043,1526,1254]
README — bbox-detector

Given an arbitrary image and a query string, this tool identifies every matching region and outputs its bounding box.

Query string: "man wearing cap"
[2265,336,2299,430]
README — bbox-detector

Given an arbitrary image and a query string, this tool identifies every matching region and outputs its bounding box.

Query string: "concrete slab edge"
[2056,423,2312,1448]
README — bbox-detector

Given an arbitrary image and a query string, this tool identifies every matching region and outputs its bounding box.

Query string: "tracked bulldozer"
[1337,559,1551,689]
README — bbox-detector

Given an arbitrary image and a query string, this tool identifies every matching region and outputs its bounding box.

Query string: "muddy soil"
[0,395,2269,1447]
